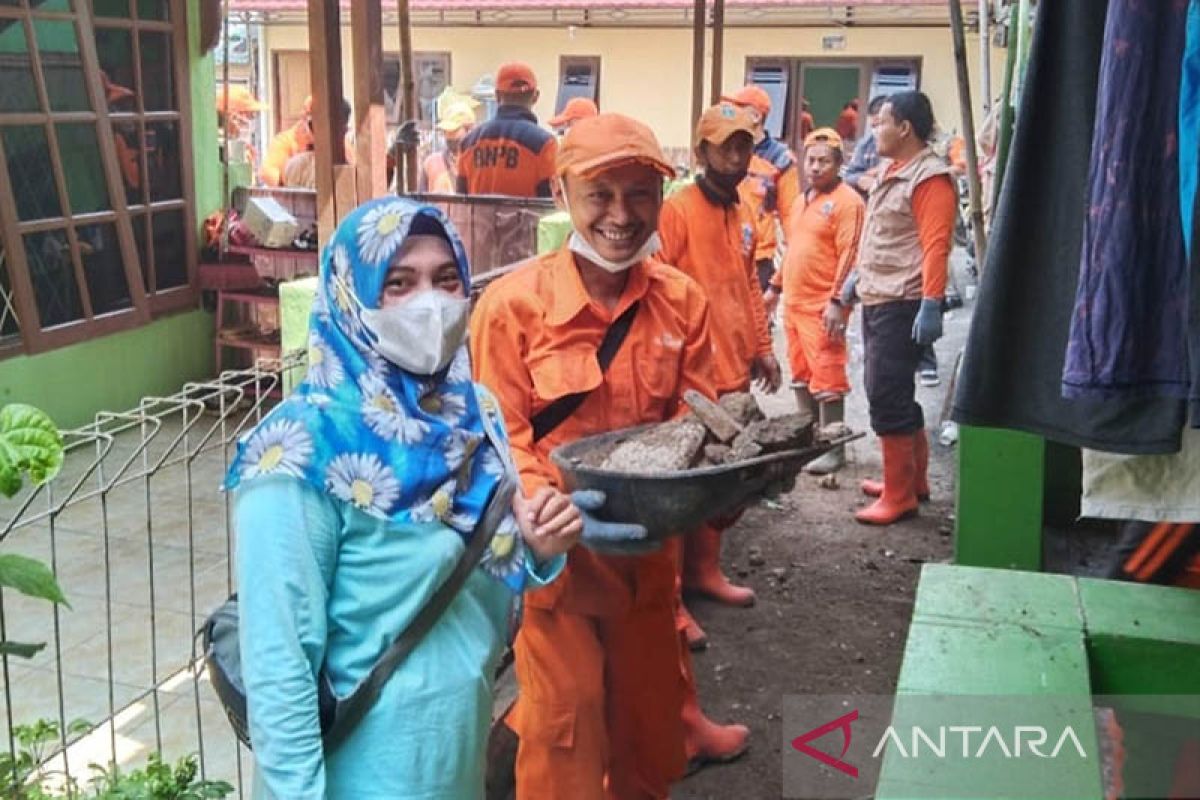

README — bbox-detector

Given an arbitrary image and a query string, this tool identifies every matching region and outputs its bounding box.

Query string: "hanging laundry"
[954,0,1187,455]
[1062,0,1191,405]
[1179,0,1200,425]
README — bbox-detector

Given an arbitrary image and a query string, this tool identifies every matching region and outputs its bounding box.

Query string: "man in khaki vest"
[849,91,956,525]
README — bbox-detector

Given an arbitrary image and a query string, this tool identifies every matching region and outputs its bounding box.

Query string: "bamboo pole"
[398,0,419,194]
[948,0,988,267]
[709,0,724,105]
[351,0,387,201]
[690,0,705,145]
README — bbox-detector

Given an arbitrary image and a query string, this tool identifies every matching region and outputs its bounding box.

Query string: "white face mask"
[567,230,662,274]
[358,289,470,375]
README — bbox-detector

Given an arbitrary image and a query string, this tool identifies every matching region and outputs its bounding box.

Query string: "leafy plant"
[1,721,233,800]
[0,403,69,660]
[0,404,64,499]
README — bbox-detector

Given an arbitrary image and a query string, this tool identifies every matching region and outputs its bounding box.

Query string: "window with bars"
[0,0,194,357]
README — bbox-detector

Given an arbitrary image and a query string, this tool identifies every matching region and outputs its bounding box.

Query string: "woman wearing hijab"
[228,198,581,799]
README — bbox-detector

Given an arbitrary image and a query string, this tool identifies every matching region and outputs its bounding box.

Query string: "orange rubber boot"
[681,637,749,774]
[861,430,931,502]
[855,434,919,525]
[682,525,756,607]
[669,538,709,650]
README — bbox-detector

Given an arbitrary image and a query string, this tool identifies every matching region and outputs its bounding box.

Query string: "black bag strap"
[531,300,641,443]
[323,400,518,750]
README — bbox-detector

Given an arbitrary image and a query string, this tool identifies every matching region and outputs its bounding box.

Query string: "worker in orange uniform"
[472,112,738,798]
[836,98,860,143]
[846,91,955,525]
[420,101,476,193]
[723,85,801,291]
[764,128,864,476]
[658,102,782,648]
[457,62,557,197]
[549,96,599,134]
[216,84,266,169]
[260,95,352,187]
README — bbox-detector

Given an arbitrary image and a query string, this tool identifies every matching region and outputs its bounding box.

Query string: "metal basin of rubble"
[550,423,863,539]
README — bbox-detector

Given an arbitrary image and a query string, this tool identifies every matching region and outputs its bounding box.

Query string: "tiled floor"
[1,408,260,791]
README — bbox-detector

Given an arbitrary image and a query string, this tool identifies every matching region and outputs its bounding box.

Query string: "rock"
[747,546,766,567]
[818,421,852,441]
[728,432,764,462]
[600,418,707,473]
[683,389,744,443]
[718,391,765,426]
[817,474,839,490]
[770,567,789,582]
[744,413,814,452]
[864,559,879,571]
[703,443,732,464]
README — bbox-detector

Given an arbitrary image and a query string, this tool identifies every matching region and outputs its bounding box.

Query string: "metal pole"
[948,0,988,267]
[691,0,705,145]
[219,0,231,258]
[979,0,991,114]
[398,0,419,194]
[709,0,724,105]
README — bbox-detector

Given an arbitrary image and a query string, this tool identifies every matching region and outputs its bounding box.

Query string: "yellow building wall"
[262,23,1004,152]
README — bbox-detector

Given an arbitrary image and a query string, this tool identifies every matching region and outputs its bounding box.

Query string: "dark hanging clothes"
[1061,0,1191,404]
[952,0,1187,455]
[1182,0,1200,425]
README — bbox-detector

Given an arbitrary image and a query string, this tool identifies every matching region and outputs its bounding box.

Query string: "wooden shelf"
[226,244,318,264]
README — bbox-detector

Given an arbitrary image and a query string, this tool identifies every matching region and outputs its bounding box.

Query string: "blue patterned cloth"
[225,197,529,591]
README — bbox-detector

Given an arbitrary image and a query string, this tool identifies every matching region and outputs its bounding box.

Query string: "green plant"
[0,403,69,660]
[1,721,233,800]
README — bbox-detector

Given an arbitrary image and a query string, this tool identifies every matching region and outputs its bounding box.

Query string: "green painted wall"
[0,309,214,430]
[187,0,221,230]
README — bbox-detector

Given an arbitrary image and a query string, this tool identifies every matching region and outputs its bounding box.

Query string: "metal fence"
[0,353,306,797]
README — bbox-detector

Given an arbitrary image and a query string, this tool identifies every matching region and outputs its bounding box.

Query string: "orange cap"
[722,85,771,118]
[216,84,267,114]
[556,113,674,180]
[549,97,599,128]
[694,102,756,149]
[495,62,538,94]
[804,126,844,153]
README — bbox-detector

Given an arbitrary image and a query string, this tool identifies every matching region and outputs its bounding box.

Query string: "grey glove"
[912,297,944,345]
[840,272,860,306]
[571,490,659,555]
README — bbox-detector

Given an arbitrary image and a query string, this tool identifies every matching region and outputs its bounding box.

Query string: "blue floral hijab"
[225,198,528,591]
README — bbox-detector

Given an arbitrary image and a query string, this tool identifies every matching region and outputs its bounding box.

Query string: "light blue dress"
[236,475,563,800]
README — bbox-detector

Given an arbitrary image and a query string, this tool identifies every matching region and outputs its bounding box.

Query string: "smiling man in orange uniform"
[472,113,735,799]
[658,102,782,647]
[765,128,864,476]
[723,85,801,292]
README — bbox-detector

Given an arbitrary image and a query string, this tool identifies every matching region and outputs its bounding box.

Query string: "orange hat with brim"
[496,62,538,94]
[721,85,771,118]
[557,113,674,180]
[694,102,756,149]
[804,126,844,153]
[217,84,267,114]
[549,97,599,128]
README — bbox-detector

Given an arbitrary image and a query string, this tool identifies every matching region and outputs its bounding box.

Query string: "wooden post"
[308,0,346,241]
[690,0,705,145]
[948,0,988,267]
[398,0,419,193]
[709,0,724,105]
[979,0,991,114]
[351,0,387,201]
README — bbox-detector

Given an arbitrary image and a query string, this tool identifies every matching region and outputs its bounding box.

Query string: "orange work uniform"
[456,106,557,198]
[739,150,801,264]
[658,180,772,395]
[260,121,312,187]
[470,248,715,800]
[775,181,864,395]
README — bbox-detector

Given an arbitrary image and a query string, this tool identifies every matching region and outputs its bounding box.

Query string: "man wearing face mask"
[471,112,740,798]
[658,102,782,650]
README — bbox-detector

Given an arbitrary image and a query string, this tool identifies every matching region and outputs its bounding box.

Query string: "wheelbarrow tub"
[550,423,862,539]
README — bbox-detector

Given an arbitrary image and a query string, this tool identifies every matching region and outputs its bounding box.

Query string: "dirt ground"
[675,289,973,799]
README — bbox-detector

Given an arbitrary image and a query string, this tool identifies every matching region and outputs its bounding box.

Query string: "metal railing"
[0,353,306,797]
